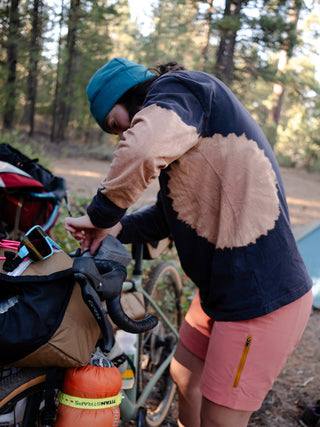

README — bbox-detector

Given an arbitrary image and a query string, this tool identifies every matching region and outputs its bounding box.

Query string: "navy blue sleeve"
[87,189,127,228]
[118,197,170,244]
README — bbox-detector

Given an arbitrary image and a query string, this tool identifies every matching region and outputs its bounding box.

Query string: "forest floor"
[51,155,320,427]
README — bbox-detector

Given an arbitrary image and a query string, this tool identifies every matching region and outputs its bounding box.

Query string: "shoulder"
[150,69,219,89]
[146,70,230,107]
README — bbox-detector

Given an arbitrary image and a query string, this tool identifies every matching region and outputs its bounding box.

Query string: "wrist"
[111,222,123,237]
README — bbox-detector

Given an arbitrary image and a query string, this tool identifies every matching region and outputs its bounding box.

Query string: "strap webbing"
[58,391,122,410]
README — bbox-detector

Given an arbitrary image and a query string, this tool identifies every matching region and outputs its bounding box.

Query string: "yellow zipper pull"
[233,335,252,388]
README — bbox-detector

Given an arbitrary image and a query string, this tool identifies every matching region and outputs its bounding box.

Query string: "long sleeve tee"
[87,70,312,321]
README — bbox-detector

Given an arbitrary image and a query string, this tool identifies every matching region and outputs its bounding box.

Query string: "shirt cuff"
[87,189,126,228]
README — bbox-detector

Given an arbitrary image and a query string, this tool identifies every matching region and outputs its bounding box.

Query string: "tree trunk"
[214,0,245,84]
[3,0,20,130]
[267,0,301,145]
[55,0,80,142]
[24,0,43,136]
[200,0,215,70]
[269,51,287,126]
[51,0,65,142]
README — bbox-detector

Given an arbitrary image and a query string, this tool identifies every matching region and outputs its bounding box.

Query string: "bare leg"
[170,340,204,427]
[201,397,252,427]
[171,341,253,427]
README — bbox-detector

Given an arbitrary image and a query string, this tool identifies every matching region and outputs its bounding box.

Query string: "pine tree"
[266,0,303,145]
[24,0,44,136]
[3,0,20,129]
[214,0,248,83]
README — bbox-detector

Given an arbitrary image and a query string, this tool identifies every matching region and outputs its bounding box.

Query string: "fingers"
[81,233,93,253]
[64,219,76,234]
[64,215,110,255]
[64,221,84,241]
[90,238,102,255]
[73,231,86,241]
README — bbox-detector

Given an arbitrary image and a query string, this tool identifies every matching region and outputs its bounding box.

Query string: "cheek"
[120,113,131,130]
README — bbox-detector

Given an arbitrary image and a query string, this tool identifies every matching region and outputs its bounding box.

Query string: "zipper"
[233,335,252,388]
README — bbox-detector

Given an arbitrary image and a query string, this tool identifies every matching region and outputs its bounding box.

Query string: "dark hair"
[118,62,186,120]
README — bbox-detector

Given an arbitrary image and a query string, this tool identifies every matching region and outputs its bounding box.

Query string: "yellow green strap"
[59,391,122,409]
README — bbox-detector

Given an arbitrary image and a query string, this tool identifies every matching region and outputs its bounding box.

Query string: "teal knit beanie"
[87,58,155,131]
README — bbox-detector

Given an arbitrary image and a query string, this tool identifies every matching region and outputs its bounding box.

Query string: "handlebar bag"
[0,249,100,368]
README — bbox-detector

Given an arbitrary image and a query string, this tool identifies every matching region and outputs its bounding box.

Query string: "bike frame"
[119,245,180,422]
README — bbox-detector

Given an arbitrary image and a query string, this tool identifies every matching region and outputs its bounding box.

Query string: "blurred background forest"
[1,0,320,170]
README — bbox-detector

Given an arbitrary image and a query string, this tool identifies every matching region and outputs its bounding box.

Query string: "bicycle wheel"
[0,367,58,427]
[138,261,182,427]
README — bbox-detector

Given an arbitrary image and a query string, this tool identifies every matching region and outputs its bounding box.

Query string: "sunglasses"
[18,225,61,262]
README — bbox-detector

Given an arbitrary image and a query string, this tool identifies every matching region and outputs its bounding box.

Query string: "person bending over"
[65,57,313,427]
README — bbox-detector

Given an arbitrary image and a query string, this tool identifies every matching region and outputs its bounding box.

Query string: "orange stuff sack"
[56,363,122,427]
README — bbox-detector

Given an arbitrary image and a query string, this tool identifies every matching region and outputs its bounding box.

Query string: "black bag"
[0,265,74,365]
[0,250,101,368]
[0,143,58,192]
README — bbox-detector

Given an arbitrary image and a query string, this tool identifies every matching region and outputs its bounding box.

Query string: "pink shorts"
[179,290,313,411]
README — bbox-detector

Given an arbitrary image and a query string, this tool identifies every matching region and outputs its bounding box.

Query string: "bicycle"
[0,239,182,427]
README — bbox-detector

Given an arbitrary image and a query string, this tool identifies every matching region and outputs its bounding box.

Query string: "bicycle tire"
[0,367,59,427]
[138,261,182,427]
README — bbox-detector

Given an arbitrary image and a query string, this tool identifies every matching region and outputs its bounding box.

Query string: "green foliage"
[50,190,90,253]
[50,212,79,254]
[271,54,320,167]
[141,0,201,68]
[258,14,289,48]
[275,104,320,169]
[215,14,243,34]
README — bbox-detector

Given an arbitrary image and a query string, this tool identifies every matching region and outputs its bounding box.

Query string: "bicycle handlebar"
[107,295,159,333]
[72,257,158,352]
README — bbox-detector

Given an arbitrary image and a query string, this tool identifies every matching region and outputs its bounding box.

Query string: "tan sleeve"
[100,104,199,209]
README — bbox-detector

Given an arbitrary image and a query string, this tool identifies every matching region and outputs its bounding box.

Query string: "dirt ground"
[52,158,320,427]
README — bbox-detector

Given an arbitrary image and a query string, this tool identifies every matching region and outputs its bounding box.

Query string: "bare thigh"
[170,340,204,427]
[171,341,252,427]
[171,339,204,390]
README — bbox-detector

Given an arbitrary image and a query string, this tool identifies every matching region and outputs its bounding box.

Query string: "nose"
[119,131,125,140]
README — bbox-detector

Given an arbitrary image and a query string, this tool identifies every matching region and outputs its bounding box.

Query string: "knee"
[170,355,186,389]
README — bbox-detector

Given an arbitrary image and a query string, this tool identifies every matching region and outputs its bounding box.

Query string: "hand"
[64,215,122,254]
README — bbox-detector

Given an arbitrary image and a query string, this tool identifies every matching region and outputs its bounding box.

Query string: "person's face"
[104,104,131,140]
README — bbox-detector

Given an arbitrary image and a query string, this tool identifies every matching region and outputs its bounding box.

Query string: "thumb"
[90,238,103,255]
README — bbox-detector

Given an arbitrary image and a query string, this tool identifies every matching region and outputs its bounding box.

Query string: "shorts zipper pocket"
[233,335,252,388]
